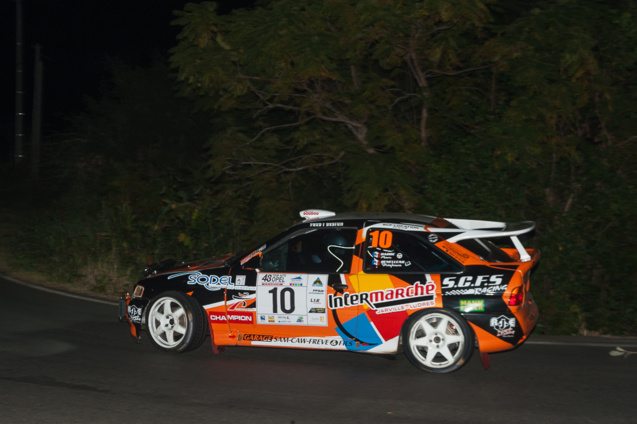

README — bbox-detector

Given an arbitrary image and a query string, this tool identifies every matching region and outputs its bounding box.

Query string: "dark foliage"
[3,0,635,334]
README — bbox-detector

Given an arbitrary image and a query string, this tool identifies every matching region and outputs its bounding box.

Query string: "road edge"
[1,272,118,306]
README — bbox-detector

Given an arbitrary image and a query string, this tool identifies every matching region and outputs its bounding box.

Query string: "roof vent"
[299,209,336,221]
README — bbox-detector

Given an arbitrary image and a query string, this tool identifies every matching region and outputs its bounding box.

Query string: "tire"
[146,291,207,353]
[402,308,473,373]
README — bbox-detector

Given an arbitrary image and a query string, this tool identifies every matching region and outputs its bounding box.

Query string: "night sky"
[0,0,252,164]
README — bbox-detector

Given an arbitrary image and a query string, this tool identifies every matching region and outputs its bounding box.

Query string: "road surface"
[1,274,635,423]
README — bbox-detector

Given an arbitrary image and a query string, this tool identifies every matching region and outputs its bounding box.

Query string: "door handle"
[332,283,348,293]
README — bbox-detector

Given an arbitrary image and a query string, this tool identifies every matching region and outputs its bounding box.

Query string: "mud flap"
[480,352,491,370]
[209,332,225,354]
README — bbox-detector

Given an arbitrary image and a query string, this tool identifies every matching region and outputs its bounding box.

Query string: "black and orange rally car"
[119,210,539,373]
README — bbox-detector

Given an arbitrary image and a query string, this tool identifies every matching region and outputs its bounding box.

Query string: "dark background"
[0,0,634,337]
[0,0,253,163]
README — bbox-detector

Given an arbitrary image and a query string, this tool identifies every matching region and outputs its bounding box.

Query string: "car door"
[348,224,462,354]
[231,227,363,350]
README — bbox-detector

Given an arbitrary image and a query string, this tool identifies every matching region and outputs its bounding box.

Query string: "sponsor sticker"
[239,334,356,349]
[438,243,471,262]
[444,285,508,296]
[490,315,516,337]
[128,305,142,323]
[168,271,234,291]
[228,293,256,310]
[368,223,425,232]
[259,273,287,285]
[459,299,485,312]
[309,222,344,227]
[256,274,329,326]
[233,285,257,291]
[442,274,504,289]
[209,311,254,324]
[328,277,436,312]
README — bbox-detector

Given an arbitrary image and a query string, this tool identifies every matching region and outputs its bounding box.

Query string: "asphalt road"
[1,273,636,424]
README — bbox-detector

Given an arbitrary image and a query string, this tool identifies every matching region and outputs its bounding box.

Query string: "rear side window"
[457,238,513,262]
[364,230,462,273]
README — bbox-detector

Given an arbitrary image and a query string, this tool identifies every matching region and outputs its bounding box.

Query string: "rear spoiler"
[437,219,536,262]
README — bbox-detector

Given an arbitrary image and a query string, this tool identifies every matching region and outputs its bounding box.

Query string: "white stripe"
[1,274,118,306]
[527,340,637,348]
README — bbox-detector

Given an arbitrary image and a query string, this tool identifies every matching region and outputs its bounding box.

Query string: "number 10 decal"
[369,230,393,248]
[268,287,295,314]
[256,274,328,326]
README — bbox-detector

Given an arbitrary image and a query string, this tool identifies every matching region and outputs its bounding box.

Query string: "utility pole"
[14,0,26,168]
[31,44,43,180]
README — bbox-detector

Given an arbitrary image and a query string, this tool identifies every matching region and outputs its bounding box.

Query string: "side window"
[364,230,462,273]
[261,229,357,274]
[260,243,288,272]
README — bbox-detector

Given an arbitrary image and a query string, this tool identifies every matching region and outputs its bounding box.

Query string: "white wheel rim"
[148,297,188,349]
[408,312,466,369]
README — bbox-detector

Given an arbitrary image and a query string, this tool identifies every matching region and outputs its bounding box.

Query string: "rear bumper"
[466,298,539,354]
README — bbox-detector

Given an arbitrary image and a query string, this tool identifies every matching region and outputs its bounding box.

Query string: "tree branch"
[243,116,316,147]
[240,151,346,176]
[424,63,495,78]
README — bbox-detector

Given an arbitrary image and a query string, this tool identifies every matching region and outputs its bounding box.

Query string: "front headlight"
[132,285,145,298]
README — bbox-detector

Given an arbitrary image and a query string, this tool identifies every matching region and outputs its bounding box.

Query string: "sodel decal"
[169,271,234,291]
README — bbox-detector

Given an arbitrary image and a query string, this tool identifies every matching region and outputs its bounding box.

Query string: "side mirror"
[242,255,261,270]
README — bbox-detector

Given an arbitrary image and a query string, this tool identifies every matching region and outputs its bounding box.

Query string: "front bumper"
[119,294,149,339]
[118,296,128,322]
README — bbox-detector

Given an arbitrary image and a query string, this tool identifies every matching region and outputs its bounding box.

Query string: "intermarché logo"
[327,281,435,310]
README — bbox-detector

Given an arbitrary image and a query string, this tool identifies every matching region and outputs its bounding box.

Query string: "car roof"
[298,212,440,226]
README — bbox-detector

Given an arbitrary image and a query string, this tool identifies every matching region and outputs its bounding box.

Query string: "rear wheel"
[402,308,473,373]
[146,291,207,353]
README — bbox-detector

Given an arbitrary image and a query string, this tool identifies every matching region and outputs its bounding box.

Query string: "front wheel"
[402,308,473,373]
[146,291,207,353]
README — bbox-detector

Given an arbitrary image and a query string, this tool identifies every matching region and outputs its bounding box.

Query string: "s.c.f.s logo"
[441,274,503,289]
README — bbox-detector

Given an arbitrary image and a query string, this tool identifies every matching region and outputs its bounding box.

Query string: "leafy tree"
[170,0,503,216]
[482,0,637,333]
[6,0,635,334]
[169,0,637,334]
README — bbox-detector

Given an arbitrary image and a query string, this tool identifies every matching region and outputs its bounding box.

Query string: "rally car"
[119,210,539,373]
